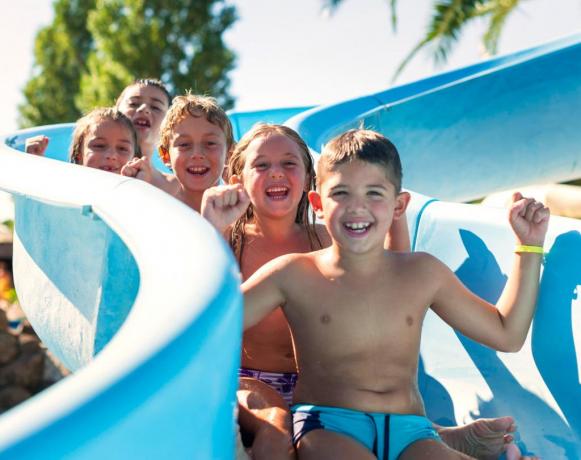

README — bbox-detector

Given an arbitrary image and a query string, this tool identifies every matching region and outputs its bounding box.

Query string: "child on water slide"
[202,125,537,460]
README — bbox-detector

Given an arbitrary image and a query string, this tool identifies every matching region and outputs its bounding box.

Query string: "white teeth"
[266,186,288,193]
[345,222,370,230]
[187,166,208,174]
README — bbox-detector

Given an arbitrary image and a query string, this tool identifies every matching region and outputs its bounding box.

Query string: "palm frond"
[482,0,520,54]
[390,0,398,32]
[324,0,400,32]
[394,0,521,80]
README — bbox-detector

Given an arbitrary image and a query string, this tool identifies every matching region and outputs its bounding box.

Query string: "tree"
[323,0,521,80]
[19,0,95,127]
[19,0,237,128]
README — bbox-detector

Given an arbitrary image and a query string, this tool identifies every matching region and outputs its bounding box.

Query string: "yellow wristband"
[514,244,544,254]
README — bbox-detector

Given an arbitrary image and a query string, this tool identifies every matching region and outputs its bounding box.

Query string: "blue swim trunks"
[291,404,441,460]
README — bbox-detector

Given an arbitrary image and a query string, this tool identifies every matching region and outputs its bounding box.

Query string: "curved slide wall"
[0,142,242,458]
[288,33,581,201]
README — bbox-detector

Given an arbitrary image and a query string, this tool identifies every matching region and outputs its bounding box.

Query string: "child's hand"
[121,157,154,183]
[202,184,250,234]
[509,192,550,246]
[25,135,49,156]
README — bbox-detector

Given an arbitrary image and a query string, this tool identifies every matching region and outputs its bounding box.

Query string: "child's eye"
[283,161,297,168]
[206,141,218,147]
[178,142,191,149]
[368,190,384,197]
[254,163,268,170]
[331,190,347,197]
[128,102,139,108]
[152,106,162,112]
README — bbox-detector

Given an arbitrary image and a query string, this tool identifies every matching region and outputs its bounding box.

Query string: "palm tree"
[323,0,521,80]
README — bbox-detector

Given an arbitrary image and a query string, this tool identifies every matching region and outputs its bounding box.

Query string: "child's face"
[81,120,135,173]
[167,114,228,193]
[309,160,407,254]
[117,84,169,147]
[236,134,308,220]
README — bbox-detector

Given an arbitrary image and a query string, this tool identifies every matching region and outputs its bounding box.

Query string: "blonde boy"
[241,129,548,459]
[124,94,234,212]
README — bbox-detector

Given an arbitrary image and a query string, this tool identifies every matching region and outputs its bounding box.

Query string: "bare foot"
[505,442,540,460]
[438,417,516,459]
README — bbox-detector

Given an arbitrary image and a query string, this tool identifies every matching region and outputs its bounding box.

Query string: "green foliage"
[20,0,237,127]
[19,0,95,127]
[1,220,14,233]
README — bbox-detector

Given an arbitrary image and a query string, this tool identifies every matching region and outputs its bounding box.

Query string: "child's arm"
[25,135,49,156]
[121,157,178,194]
[201,184,250,234]
[242,257,289,329]
[430,193,549,352]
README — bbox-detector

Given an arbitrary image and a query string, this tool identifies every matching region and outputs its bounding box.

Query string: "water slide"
[0,32,580,458]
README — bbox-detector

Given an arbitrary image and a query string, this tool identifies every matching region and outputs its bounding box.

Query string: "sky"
[0,0,580,133]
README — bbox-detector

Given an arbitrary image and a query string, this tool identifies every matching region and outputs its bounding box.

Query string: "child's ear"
[159,146,170,165]
[308,191,324,219]
[393,191,411,220]
[229,174,242,185]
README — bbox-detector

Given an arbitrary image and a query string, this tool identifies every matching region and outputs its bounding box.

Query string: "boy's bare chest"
[286,271,429,340]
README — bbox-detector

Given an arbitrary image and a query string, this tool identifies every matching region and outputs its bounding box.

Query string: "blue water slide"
[0,32,580,459]
[0,139,242,459]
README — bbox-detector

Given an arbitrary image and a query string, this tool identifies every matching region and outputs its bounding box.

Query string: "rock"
[0,351,44,390]
[18,333,41,355]
[43,348,70,385]
[0,307,8,331]
[0,386,31,413]
[0,331,19,365]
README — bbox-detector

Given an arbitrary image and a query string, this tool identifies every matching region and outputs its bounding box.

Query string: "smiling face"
[81,120,136,173]
[310,160,407,254]
[117,84,169,150]
[167,114,228,193]
[238,133,308,221]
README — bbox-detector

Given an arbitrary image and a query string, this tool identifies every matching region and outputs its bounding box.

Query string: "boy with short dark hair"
[242,129,548,459]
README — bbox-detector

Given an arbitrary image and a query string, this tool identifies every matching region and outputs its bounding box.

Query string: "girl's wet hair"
[116,78,172,108]
[227,123,322,266]
[69,107,140,164]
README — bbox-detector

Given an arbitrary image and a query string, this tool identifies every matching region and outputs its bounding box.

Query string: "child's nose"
[191,143,206,158]
[137,103,150,114]
[270,166,284,179]
[347,196,366,212]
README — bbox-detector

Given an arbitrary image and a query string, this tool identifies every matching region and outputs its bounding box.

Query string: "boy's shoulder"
[389,250,449,277]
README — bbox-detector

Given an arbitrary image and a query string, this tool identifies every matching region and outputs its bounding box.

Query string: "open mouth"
[99,165,118,173]
[133,117,151,129]
[187,165,210,176]
[343,221,371,236]
[265,186,289,200]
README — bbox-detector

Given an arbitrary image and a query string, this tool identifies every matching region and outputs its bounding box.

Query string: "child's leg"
[400,438,475,459]
[238,377,295,460]
[296,429,376,460]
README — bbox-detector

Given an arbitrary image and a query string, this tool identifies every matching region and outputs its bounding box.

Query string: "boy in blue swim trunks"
[240,129,548,459]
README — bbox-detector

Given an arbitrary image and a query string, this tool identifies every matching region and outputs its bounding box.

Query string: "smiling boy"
[241,129,548,459]
[144,94,234,211]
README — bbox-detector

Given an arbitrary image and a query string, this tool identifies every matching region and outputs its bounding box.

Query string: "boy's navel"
[320,314,332,324]
[406,315,414,326]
